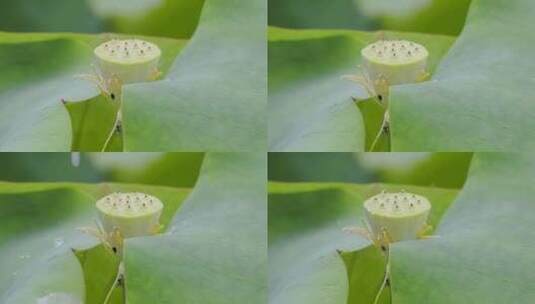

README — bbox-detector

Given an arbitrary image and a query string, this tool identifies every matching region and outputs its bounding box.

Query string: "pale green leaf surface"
[390,153,535,302]
[125,153,267,303]
[122,0,267,151]
[390,0,535,151]
[0,34,97,151]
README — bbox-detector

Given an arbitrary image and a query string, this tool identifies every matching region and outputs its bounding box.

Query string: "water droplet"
[167,226,177,235]
[54,238,64,248]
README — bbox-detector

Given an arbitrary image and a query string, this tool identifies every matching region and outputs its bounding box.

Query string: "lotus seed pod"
[363,191,431,242]
[96,192,163,238]
[94,39,161,84]
[361,40,428,85]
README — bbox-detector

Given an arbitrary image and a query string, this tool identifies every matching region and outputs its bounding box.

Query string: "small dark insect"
[381,245,387,252]
[110,93,115,100]
[112,247,117,254]
[378,94,383,101]
[386,278,391,287]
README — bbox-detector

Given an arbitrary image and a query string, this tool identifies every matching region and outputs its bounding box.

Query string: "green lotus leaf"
[390,153,535,302]
[125,153,267,303]
[390,0,535,151]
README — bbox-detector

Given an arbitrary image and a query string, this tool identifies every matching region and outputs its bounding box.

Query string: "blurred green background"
[268,153,472,189]
[0,153,204,188]
[0,0,205,38]
[268,0,472,35]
